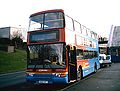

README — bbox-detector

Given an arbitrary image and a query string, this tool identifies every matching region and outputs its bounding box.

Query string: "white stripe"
[0,71,25,76]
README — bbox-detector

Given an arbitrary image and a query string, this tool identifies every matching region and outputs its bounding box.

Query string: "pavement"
[61,63,120,91]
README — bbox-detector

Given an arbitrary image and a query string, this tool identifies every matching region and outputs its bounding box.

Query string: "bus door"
[67,46,77,82]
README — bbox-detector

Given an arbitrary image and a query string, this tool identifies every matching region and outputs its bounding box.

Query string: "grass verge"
[0,49,27,74]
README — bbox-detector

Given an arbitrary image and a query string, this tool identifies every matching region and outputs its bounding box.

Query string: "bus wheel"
[94,63,97,73]
[77,67,82,81]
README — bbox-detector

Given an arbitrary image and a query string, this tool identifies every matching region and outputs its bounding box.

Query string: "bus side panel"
[80,58,100,77]
[77,60,91,77]
[88,58,100,73]
[82,59,93,77]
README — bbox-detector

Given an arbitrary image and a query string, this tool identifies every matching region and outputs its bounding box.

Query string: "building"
[0,27,27,52]
[0,27,26,40]
[108,26,120,55]
[108,25,120,62]
[98,36,108,54]
[109,26,120,47]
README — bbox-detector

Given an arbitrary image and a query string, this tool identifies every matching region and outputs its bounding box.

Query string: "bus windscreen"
[27,43,66,69]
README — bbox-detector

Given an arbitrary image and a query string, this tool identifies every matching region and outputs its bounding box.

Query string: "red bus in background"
[26,9,100,84]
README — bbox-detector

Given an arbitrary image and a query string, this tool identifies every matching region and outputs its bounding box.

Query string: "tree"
[12,37,23,49]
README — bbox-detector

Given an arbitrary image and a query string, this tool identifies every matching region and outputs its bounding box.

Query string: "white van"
[99,54,111,67]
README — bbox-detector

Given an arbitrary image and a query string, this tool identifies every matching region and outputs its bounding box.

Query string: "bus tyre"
[109,64,111,67]
[94,63,97,73]
[77,67,82,81]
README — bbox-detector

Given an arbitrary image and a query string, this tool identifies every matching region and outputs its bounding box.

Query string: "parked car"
[99,54,112,67]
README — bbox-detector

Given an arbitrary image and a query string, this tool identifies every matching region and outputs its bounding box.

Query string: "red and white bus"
[26,9,100,84]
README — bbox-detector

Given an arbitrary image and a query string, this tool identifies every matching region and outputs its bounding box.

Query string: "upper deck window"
[29,12,64,31]
[65,15,74,31]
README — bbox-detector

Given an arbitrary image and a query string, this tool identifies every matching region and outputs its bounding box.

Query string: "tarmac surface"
[61,63,120,91]
[0,63,120,91]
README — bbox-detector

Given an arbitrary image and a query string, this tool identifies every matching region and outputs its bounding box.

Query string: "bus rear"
[26,9,69,84]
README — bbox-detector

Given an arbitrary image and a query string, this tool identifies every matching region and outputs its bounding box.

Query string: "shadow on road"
[0,82,69,91]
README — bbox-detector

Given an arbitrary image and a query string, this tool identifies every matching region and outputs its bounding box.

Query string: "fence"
[111,55,120,63]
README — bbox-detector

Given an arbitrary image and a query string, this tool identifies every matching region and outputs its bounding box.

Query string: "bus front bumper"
[26,73,68,84]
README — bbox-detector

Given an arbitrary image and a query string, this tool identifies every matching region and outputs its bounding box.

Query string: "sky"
[0,0,120,38]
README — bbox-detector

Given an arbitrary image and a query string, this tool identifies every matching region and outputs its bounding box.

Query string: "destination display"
[29,30,59,42]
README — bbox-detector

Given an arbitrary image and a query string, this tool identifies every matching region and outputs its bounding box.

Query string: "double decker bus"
[26,9,100,84]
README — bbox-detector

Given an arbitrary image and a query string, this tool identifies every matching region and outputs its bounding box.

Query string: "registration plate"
[38,80,48,84]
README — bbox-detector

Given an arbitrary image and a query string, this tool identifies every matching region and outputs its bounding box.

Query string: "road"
[0,71,26,88]
[0,71,69,91]
[0,63,120,91]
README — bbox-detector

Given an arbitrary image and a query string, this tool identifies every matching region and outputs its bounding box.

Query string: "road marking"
[0,71,25,76]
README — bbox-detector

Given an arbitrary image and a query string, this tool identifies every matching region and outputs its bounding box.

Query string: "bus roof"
[30,9,64,17]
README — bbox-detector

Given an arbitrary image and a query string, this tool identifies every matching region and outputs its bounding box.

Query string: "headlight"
[53,72,68,77]
[27,73,35,76]
[99,60,103,63]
